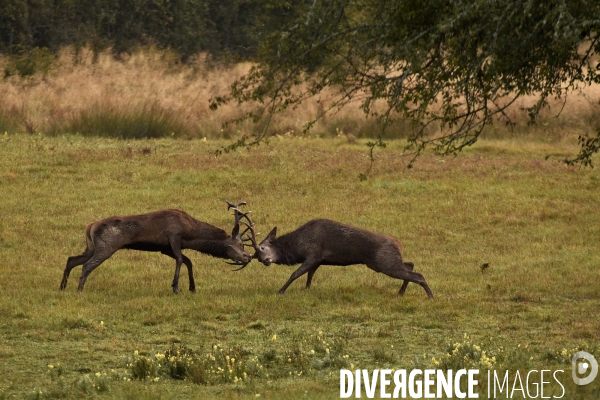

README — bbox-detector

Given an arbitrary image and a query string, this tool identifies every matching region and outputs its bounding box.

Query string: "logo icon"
[572,351,598,385]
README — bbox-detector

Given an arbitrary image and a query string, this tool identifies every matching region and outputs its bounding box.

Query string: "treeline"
[0,0,305,60]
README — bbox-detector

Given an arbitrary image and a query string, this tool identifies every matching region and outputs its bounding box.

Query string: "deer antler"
[238,211,258,246]
[224,200,258,271]
[226,200,247,210]
[226,200,245,236]
[225,200,257,245]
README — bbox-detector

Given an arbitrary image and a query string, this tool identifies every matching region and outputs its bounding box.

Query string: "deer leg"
[77,249,114,292]
[278,259,320,294]
[60,249,94,290]
[398,269,433,299]
[305,265,320,289]
[183,255,195,292]
[168,236,184,294]
[398,261,414,296]
[161,250,195,293]
[372,263,434,299]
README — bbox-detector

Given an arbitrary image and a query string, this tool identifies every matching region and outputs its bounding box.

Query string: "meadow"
[0,47,599,399]
[0,132,599,399]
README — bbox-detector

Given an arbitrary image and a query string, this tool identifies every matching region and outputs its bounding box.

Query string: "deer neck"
[184,225,230,258]
[271,235,302,265]
[184,238,229,258]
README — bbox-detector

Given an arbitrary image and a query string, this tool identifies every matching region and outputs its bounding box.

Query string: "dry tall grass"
[0,47,256,138]
[1,46,600,141]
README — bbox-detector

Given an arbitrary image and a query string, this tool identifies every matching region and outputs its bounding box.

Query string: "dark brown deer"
[60,202,252,293]
[234,211,433,298]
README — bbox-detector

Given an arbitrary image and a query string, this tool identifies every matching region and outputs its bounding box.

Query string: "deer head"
[221,224,252,266]
[252,227,277,266]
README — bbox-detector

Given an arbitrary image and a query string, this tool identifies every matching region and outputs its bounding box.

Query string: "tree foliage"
[226,0,600,166]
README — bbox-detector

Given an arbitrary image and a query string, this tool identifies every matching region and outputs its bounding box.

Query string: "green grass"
[0,133,598,399]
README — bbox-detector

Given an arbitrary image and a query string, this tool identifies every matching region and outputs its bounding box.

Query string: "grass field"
[0,133,599,399]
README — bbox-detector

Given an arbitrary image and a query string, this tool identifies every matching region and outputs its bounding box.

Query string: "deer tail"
[85,222,97,253]
[390,237,403,253]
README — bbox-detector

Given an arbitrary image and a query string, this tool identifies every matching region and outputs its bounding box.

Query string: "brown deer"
[60,202,252,293]
[233,210,433,298]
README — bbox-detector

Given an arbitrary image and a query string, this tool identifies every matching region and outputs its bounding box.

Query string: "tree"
[222,0,600,168]
[0,0,259,59]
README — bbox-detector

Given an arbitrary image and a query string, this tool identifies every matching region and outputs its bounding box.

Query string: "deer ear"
[266,227,277,241]
[231,223,240,238]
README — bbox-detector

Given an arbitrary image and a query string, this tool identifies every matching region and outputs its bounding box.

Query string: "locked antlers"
[225,200,258,271]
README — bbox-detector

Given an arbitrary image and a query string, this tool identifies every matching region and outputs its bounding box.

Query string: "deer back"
[87,209,229,251]
[258,219,403,266]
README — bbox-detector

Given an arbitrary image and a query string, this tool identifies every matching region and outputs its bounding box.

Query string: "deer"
[60,201,253,293]
[230,208,433,298]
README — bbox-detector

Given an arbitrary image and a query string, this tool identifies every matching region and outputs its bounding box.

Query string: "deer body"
[253,219,434,298]
[61,209,251,293]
